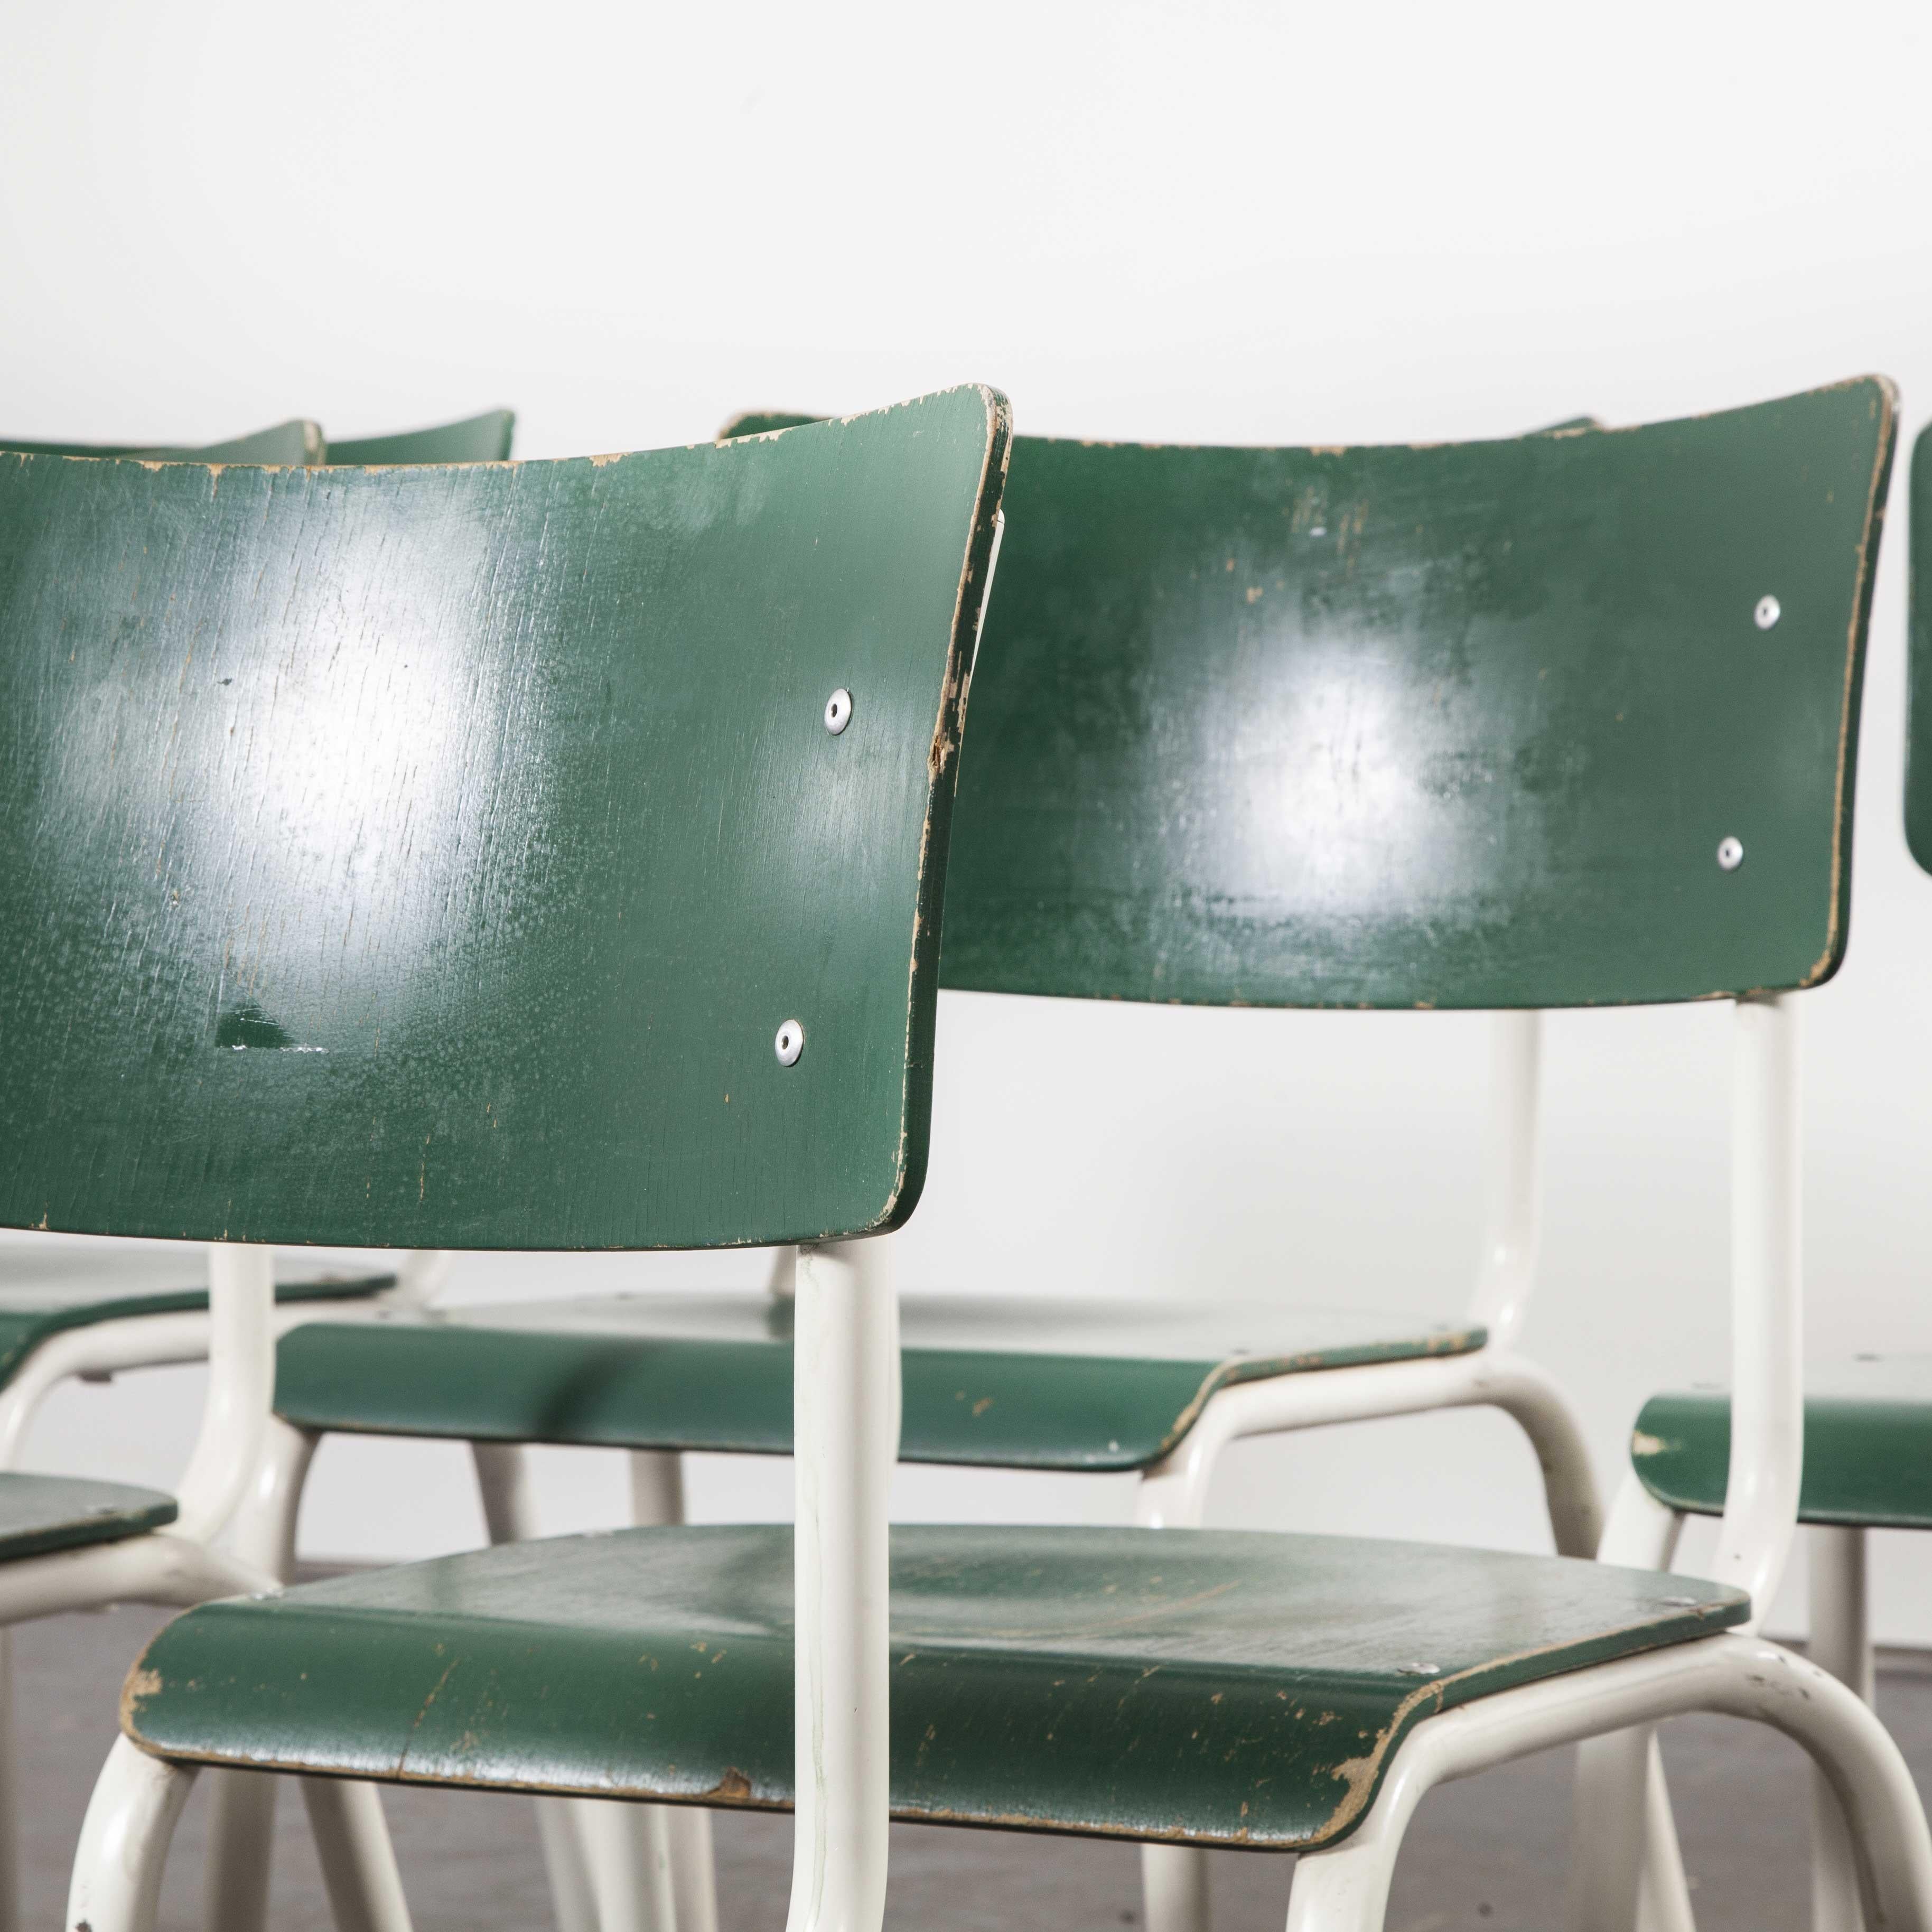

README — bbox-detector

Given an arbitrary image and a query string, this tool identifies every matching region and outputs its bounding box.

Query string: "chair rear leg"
[471,1441,601,1932]
[206,1417,318,1932]
[1809,1526,1872,1932]
[68,1737,198,1932]
[1142,1844,1211,1932]
[301,1779,413,1932]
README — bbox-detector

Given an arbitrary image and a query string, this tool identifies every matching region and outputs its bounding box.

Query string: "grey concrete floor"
[20,1604,1931,1930]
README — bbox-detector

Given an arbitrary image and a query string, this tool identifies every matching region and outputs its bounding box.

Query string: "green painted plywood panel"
[1634,1360,1932,1528]
[273,1294,1482,1469]
[326,410,515,466]
[0,387,1009,1250]
[1907,423,1932,875]
[728,385,1894,1007]
[0,1470,175,1560]
[124,1523,1744,1851]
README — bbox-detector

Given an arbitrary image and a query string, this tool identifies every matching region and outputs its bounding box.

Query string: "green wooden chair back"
[0,421,323,463]
[324,409,516,466]
[1906,422,1932,876]
[0,386,1008,1252]
[731,382,1894,1007]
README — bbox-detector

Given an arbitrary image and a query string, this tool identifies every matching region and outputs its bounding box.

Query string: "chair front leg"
[68,1737,199,1932]
[1810,1526,1873,1932]
[301,1778,413,1932]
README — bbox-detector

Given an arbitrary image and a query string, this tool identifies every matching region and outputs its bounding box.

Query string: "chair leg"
[1634,1735,1696,1932]
[1810,1526,1872,1932]
[471,1441,601,1932]
[1142,1844,1211,1932]
[300,1779,413,1932]
[1566,1474,1692,1932]
[632,1451,719,1932]
[206,1417,316,1932]
[67,1737,199,1932]
[205,1773,278,1932]
[573,1802,676,1932]
[0,1629,16,1932]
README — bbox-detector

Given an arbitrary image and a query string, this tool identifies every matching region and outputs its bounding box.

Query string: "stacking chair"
[1576,413,1932,1932]
[5,382,1009,1931]
[235,404,1616,1932]
[57,382,1932,1932]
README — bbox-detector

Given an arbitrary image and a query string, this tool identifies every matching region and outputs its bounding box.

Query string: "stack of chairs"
[0,379,1926,1932]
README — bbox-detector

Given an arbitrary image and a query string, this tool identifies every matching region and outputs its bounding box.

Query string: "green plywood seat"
[274,1296,1482,1470]
[1632,1359,1932,1530]
[122,1524,1744,1851]
[0,1238,390,1388]
[0,1472,175,1561]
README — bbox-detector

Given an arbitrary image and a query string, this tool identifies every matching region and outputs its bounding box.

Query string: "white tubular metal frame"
[1468,1010,1543,1355]
[1285,1634,1932,1932]
[67,1737,199,1932]
[1812,1526,1874,1932]
[163,1245,275,1545]
[1715,993,1805,1627]
[1569,993,1816,1932]
[205,1418,317,1932]
[787,1236,900,1932]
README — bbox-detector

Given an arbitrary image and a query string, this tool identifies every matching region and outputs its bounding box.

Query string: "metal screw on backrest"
[824,688,853,734]
[1717,836,1744,871]
[774,1020,805,1067]
[1755,595,1781,630]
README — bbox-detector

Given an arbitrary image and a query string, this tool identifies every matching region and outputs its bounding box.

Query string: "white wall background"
[3,0,1932,1638]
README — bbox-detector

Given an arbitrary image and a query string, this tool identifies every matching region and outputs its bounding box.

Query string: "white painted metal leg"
[0,1631,14,1932]
[173,1245,277,1545]
[1715,993,1804,1625]
[1135,1470,1214,1932]
[1141,1842,1210,1932]
[573,1803,675,1932]
[1467,1010,1543,1357]
[632,1451,719,1932]
[206,1417,319,1932]
[787,1237,899,1932]
[300,1779,413,1932]
[471,1442,602,1932]
[1569,1477,1686,1932]
[1635,1735,1696,1932]
[1811,1526,1872,1932]
[67,1737,199,1932]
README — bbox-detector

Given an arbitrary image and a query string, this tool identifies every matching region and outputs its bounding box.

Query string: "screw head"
[774,1019,805,1067]
[1716,835,1744,872]
[1754,595,1781,630]
[1394,1661,1441,1677]
[824,688,853,735]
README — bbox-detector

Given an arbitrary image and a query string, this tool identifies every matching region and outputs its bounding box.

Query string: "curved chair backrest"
[324,409,516,466]
[1906,423,1932,875]
[0,386,1009,1252]
[0,420,323,463]
[731,382,1893,1009]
